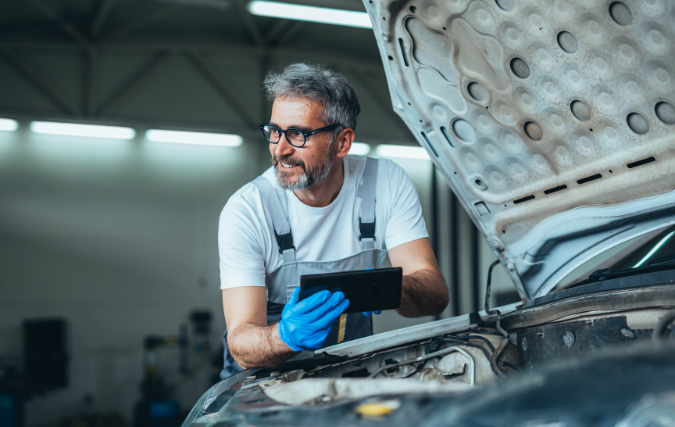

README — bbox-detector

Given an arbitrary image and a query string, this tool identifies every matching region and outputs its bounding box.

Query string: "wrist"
[277,322,303,352]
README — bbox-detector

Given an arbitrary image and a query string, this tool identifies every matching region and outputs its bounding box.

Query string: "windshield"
[555,225,675,291]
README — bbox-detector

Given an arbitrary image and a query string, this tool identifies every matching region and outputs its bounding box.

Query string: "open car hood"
[363,0,675,300]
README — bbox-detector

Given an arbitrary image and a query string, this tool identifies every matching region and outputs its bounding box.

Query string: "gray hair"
[263,63,361,131]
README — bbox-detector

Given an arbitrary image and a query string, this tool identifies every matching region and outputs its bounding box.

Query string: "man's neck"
[293,158,344,208]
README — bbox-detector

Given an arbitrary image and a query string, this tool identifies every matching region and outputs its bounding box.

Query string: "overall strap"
[252,176,296,264]
[358,157,378,250]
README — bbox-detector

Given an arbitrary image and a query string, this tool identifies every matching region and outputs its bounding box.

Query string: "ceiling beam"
[90,0,116,37]
[265,20,291,44]
[100,5,183,42]
[26,0,93,49]
[97,50,175,118]
[186,50,259,129]
[0,47,81,117]
[0,39,385,74]
[85,49,97,116]
[292,28,368,49]
[235,0,266,48]
[275,21,306,47]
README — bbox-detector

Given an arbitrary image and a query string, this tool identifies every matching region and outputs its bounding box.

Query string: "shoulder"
[222,182,260,214]
[345,155,405,182]
[374,158,410,190]
[376,158,404,177]
[219,170,275,229]
[222,167,275,212]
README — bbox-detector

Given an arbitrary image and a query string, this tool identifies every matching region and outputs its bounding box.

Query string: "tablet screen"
[299,268,402,313]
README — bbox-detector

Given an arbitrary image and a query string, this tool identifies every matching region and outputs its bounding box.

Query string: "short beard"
[273,138,335,191]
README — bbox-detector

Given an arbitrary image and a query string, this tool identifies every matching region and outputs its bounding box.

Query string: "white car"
[184,0,675,425]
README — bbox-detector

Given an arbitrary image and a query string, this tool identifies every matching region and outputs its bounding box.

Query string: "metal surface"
[501,283,675,330]
[189,343,675,427]
[261,378,469,406]
[450,190,461,316]
[517,315,652,369]
[562,331,575,347]
[621,328,636,339]
[367,345,475,386]
[317,302,520,357]
[364,0,675,300]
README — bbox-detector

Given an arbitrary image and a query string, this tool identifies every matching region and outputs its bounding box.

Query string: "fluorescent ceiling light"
[247,1,372,28]
[146,129,243,147]
[376,144,430,160]
[633,230,675,268]
[0,118,18,131]
[351,142,371,155]
[31,122,135,140]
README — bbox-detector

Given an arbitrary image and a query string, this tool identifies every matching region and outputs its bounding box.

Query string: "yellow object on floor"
[354,400,401,419]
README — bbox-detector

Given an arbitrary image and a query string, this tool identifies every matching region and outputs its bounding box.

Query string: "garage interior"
[0,1,523,425]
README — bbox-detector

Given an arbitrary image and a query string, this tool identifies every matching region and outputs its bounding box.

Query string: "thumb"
[287,287,300,306]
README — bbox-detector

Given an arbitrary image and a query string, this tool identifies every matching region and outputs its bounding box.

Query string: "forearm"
[397,268,449,318]
[227,322,297,369]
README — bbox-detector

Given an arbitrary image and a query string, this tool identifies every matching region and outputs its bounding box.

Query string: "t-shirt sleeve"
[382,160,429,250]
[218,187,268,290]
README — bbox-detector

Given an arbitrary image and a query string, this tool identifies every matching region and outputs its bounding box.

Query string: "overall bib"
[220,158,387,379]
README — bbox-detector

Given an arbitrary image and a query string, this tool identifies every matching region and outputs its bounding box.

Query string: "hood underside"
[364,0,675,300]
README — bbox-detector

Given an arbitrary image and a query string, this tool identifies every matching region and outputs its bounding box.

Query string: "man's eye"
[290,130,304,139]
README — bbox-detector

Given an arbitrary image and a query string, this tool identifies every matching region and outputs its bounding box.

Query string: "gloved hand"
[278,287,350,351]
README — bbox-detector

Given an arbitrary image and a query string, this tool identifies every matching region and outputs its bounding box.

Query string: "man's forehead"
[271,97,324,125]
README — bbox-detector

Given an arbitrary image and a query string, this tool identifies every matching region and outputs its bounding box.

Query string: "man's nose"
[273,134,295,157]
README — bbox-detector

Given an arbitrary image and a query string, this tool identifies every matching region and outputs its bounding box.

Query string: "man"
[218,63,448,378]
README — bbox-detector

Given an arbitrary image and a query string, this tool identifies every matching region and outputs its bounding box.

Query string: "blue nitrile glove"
[362,268,382,317]
[278,287,350,351]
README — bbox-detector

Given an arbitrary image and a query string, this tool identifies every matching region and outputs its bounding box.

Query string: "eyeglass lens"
[262,125,305,147]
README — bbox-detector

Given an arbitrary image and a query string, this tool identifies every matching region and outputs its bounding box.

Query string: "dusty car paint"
[363,0,675,299]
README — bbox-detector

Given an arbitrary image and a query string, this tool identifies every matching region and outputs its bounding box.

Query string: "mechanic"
[218,63,449,378]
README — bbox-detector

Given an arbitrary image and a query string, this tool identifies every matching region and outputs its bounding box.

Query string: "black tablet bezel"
[299,268,402,314]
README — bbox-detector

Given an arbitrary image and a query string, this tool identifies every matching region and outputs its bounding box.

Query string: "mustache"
[273,155,306,171]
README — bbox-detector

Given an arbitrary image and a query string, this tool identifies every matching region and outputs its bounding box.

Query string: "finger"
[331,292,345,304]
[293,290,332,314]
[312,292,345,318]
[374,310,382,315]
[287,287,301,306]
[363,312,372,317]
[314,299,350,330]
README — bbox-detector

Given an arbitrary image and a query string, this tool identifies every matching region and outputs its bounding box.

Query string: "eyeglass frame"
[259,121,344,148]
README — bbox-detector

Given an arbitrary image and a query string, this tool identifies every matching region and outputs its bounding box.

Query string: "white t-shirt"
[218,155,428,290]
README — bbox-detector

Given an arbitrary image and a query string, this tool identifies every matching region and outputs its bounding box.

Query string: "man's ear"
[335,128,355,159]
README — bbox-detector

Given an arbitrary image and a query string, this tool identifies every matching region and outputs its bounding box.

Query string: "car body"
[183,0,675,425]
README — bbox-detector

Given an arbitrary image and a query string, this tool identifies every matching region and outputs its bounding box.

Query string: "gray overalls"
[220,157,387,379]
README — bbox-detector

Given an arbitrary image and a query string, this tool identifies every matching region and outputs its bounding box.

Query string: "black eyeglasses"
[259,121,343,148]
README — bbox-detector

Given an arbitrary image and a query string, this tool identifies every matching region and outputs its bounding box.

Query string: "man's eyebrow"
[269,122,312,131]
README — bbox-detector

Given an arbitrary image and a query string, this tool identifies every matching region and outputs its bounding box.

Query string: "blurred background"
[0,0,518,426]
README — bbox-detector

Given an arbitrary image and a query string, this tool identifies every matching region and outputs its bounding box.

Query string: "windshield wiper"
[571,256,675,288]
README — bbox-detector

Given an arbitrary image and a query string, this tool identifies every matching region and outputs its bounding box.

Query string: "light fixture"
[31,121,135,140]
[376,144,430,160]
[145,129,243,147]
[350,142,371,155]
[247,1,372,28]
[633,230,675,268]
[0,118,18,132]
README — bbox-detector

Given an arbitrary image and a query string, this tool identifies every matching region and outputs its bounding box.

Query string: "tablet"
[299,268,402,314]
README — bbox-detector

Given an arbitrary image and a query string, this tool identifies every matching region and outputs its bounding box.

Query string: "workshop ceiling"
[0,0,412,143]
